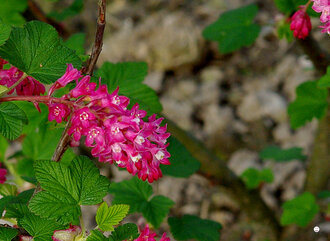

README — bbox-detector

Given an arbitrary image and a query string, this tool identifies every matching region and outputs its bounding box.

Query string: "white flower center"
[111,126,120,135]
[112,144,121,153]
[131,154,142,163]
[135,136,145,145]
[80,112,89,121]
[155,151,164,160]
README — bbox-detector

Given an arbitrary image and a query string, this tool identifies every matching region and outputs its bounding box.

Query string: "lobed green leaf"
[0,21,82,84]
[260,145,306,162]
[168,214,222,241]
[96,203,130,232]
[0,227,18,241]
[109,223,139,241]
[240,168,274,189]
[202,4,260,54]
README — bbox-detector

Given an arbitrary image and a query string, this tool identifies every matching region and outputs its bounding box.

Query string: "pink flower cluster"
[47,64,170,183]
[0,164,7,184]
[312,0,330,34]
[0,58,45,96]
[135,224,170,241]
[290,6,312,39]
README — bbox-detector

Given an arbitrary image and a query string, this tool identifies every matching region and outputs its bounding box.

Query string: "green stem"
[5,73,28,95]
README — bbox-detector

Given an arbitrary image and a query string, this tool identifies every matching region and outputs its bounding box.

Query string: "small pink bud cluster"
[47,64,170,183]
[0,164,7,184]
[0,58,45,96]
[135,224,170,241]
[312,0,330,34]
[290,6,312,39]
[0,58,45,110]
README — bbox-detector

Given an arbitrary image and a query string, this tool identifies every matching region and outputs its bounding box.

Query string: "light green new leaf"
[96,203,130,231]
[168,215,222,241]
[20,212,66,241]
[97,62,162,114]
[0,102,27,140]
[29,156,110,224]
[288,81,328,129]
[0,184,17,196]
[109,177,174,228]
[260,145,306,162]
[241,168,274,189]
[0,0,27,26]
[0,21,82,84]
[202,4,260,54]
[161,136,200,177]
[0,227,18,241]
[317,66,330,88]
[281,192,319,227]
[109,223,139,241]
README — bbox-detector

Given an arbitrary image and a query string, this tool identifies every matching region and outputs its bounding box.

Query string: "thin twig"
[82,0,106,75]
[27,0,70,39]
[50,0,107,163]
[3,73,27,96]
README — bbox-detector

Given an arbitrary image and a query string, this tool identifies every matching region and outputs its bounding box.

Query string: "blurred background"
[15,0,330,240]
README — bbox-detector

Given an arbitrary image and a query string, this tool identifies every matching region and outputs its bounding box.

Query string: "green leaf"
[202,4,260,54]
[109,223,139,241]
[281,192,319,227]
[4,189,34,218]
[318,190,330,199]
[277,19,294,42]
[0,195,15,216]
[64,33,88,62]
[288,81,328,129]
[49,0,84,21]
[317,66,330,88]
[240,168,274,189]
[20,212,65,241]
[22,119,76,164]
[161,136,200,177]
[87,230,107,241]
[0,0,27,26]
[0,184,17,196]
[96,203,130,231]
[29,156,110,224]
[0,20,11,46]
[168,215,222,241]
[97,62,162,114]
[0,21,82,84]
[0,135,8,162]
[0,227,18,241]
[260,145,306,162]
[141,195,174,228]
[0,102,27,140]
[109,177,174,228]
[0,85,9,97]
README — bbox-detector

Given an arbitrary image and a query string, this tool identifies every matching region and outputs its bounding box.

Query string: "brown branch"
[27,0,70,39]
[82,0,106,75]
[50,0,107,162]
[164,117,281,240]
[297,35,330,75]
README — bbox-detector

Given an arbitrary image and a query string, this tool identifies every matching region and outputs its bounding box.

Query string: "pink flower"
[134,225,157,241]
[312,0,330,22]
[320,21,330,33]
[49,64,81,96]
[0,58,7,69]
[48,103,70,123]
[52,225,81,241]
[0,164,7,184]
[16,76,46,96]
[48,64,171,183]
[134,225,170,241]
[290,7,312,39]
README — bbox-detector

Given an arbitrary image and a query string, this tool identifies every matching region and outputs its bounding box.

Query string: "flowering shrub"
[0,0,329,241]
